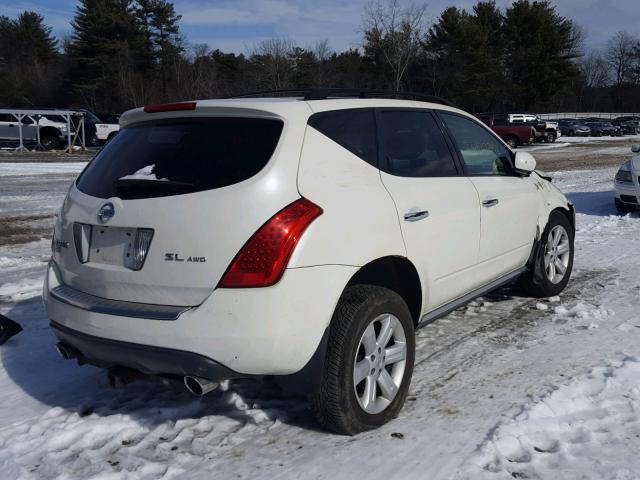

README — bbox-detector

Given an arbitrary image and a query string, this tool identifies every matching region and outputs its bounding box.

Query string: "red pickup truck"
[477,114,535,149]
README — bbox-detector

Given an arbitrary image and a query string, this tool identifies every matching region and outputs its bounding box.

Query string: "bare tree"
[580,50,609,88]
[314,39,332,86]
[607,30,638,88]
[251,38,295,89]
[362,0,427,90]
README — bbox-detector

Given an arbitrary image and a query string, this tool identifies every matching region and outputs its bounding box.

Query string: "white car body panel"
[95,123,120,141]
[291,126,406,268]
[45,260,356,374]
[381,173,481,311]
[614,155,640,206]
[45,97,573,378]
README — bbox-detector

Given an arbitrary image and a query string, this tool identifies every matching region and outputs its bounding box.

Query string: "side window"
[379,110,457,177]
[0,114,14,122]
[308,109,377,167]
[440,112,514,176]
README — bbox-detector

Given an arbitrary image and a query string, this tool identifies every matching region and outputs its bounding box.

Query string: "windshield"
[76,117,284,200]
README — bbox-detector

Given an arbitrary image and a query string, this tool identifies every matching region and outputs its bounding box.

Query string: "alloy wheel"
[353,313,407,414]
[544,225,570,284]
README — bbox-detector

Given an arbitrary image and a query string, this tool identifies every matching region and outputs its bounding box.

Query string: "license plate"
[89,226,137,266]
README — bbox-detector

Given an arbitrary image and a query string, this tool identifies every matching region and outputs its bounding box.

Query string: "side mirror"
[631,144,640,153]
[514,151,536,172]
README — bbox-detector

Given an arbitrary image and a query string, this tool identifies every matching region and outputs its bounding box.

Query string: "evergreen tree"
[137,0,182,97]
[503,0,581,110]
[0,12,59,106]
[425,2,505,112]
[67,0,147,110]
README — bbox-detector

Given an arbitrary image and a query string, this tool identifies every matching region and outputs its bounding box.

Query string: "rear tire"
[519,210,574,298]
[309,285,415,435]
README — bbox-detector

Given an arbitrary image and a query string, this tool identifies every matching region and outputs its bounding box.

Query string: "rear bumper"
[45,260,357,377]
[51,320,241,380]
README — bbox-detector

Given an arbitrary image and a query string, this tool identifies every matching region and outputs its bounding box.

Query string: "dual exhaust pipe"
[56,342,219,396]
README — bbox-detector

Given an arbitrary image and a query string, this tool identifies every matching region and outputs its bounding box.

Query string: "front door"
[439,112,540,279]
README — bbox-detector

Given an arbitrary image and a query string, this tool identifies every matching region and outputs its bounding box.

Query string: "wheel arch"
[346,256,422,326]
[552,205,575,233]
[39,126,62,138]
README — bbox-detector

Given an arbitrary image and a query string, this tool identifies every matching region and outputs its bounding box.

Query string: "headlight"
[616,169,633,183]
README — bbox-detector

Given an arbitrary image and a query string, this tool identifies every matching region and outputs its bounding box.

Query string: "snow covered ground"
[1,155,640,479]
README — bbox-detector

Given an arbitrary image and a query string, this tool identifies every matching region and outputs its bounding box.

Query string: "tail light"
[73,223,92,263]
[129,229,154,271]
[219,198,323,288]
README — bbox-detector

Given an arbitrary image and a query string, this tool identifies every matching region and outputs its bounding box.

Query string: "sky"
[1,0,639,54]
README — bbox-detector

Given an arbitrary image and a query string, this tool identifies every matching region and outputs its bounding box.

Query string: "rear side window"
[76,117,283,199]
[379,110,458,177]
[308,109,377,167]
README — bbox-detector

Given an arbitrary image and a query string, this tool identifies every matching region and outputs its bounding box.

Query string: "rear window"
[308,109,377,167]
[76,117,284,199]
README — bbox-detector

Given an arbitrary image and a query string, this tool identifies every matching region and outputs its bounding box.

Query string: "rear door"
[377,109,481,310]
[439,112,539,280]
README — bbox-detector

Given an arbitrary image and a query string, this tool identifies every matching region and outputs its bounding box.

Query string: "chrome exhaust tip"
[184,375,219,396]
[55,342,77,360]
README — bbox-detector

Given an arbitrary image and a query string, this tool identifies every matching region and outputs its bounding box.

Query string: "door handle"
[482,198,499,207]
[403,210,429,222]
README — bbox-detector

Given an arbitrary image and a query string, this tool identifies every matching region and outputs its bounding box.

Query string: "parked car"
[614,144,640,212]
[584,122,613,137]
[45,92,575,434]
[477,113,536,148]
[558,120,590,137]
[613,119,640,135]
[0,112,67,149]
[509,113,561,143]
[95,113,121,143]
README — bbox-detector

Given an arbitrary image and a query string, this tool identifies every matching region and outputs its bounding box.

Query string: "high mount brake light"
[218,198,323,288]
[143,102,197,113]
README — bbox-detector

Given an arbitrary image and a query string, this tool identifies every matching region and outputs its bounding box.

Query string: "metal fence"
[538,112,640,120]
[0,109,87,153]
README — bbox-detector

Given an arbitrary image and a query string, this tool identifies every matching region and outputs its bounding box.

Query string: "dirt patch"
[531,139,637,171]
[0,214,55,246]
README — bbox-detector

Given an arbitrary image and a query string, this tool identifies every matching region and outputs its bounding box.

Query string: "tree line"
[1,0,640,115]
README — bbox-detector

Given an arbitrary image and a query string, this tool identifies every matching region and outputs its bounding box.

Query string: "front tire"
[615,198,636,214]
[40,131,60,150]
[309,285,415,435]
[519,210,574,297]
[545,131,556,143]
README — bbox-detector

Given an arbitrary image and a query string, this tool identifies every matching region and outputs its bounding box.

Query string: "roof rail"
[224,88,458,108]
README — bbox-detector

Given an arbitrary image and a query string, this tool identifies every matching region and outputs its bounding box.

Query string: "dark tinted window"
[0,114,14,122]
[76,117,283,199]
[379,110,457,177]
[441,112,514,176]
[308,109,377,166]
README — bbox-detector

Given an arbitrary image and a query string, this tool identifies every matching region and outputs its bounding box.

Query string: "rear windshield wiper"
[113,178,196,197]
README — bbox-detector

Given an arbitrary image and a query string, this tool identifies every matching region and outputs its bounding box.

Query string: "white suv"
[44,92,575,434]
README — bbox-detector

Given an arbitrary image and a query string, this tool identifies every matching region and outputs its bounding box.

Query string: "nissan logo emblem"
[98,202,115,223]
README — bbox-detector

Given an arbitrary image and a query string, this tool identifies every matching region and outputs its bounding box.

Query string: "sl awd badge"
[98,202,115,223]
[165,253,207,263]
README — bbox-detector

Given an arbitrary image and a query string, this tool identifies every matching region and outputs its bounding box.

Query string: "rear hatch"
[54,106,304,306]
